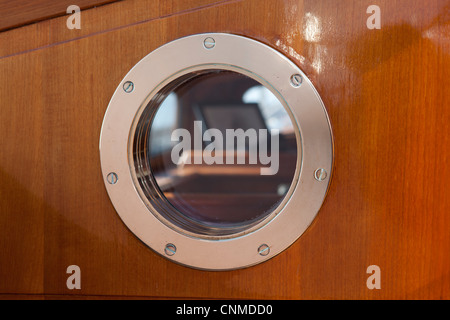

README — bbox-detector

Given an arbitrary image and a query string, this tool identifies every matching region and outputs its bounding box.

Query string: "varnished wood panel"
[0,0,449,299]
[0,294,45,300]
[0,51,45,294]
[0,0,237,60]
[0,0,119,32]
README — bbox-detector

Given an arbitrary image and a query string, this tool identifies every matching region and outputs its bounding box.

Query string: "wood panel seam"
[0,0,123,33]
[0,0,244,61]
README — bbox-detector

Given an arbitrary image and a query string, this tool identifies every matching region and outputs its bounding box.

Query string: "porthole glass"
[133,70,298,237]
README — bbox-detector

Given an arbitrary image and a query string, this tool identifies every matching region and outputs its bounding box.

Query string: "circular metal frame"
[99,33,333,271]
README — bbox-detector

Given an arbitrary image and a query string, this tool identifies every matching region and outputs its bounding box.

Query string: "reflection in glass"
[134,70,298,236]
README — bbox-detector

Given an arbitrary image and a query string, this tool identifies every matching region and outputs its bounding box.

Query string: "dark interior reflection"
[146,70,297,231]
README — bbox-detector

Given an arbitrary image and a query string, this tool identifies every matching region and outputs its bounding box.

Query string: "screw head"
[107,172,118,185]
[203,37,216,49]
[123,81,134,93]
[314,168,327,181]
[164,243,176,256]
[258,244,270,256]
[290,74,303,87]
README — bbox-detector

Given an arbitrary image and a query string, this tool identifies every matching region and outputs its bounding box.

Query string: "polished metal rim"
[99,33,333,270]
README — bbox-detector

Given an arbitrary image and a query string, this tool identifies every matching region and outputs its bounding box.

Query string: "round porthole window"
[100,33,333,270]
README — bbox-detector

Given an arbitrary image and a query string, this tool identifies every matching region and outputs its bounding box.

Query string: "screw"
[107,172,118,185]
[164,243,176,256]
[314,168,327,181]
[258,244,270,256]
[123,81,134,93]
[203,37,216,49]
[290,74,303,87]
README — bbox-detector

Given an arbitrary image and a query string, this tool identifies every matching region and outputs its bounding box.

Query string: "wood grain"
[0,0,120,32]
[0,50,45,295]
[0,0,449,299]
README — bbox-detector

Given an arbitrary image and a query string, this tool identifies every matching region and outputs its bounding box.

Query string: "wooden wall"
[0,0,449,299]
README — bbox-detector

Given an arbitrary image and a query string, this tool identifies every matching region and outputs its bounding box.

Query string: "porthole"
[100,33,333,270]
